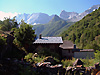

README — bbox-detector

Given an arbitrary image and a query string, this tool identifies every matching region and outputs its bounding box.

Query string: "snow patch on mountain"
[60,4,100,22]
[59,10,78,20]
[15,4,100,24]
[16,13,54,25]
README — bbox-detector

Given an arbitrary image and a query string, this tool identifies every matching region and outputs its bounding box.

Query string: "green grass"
[61,57,97,68]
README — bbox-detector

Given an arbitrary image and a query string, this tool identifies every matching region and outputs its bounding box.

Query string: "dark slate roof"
[59,40,78,49]
[80,49,94,52]
[33,37,63,44]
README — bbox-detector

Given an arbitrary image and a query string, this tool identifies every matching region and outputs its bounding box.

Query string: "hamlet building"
[33,34,63,55]
[59,40,79,59]
[59,40,94,59]
[33,34,94,59]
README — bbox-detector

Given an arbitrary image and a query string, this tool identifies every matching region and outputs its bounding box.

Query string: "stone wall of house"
[62,49,74,58]
[34,44,61,56]
[74,52,94,59]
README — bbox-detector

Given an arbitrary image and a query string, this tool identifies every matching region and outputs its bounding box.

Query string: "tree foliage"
[14,21,36,51]
[0,17,37,59]
[61,7,100,50]
[94,50,100,62]
[0,17,18,31]
[0,36,6,51]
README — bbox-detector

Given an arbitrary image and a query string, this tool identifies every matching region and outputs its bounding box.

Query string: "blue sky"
[0,0,100,19]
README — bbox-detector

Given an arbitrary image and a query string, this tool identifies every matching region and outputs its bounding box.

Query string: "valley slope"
[60,7,100,50]
[34,15,74,37]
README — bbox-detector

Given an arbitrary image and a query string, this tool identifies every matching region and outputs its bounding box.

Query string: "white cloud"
[0,11,18,21]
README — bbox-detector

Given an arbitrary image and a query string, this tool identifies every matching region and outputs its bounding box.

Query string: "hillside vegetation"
[61,7,100,50]
[34,15,74,36]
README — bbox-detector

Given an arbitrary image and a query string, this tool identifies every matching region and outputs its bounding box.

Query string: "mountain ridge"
[15,4,100,24]
[16,13,54,25]
[60,7,100,50]
[34,15,74,37]
[73,4,100,21]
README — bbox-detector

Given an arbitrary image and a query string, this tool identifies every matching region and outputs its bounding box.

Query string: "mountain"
[60,7,100,50]
[15,13,30,23]
[15,13,54,25]
[60,4,100,22]
[59,10,78,20]
[72,4,100,22]
[50,15,64,23]
[34,15,74,37]
[15,4,100,38]
[15,4,100,24]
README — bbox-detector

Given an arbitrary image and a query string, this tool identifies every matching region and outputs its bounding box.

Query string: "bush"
[18,64,37,75]
[61,58,76,68]
[94,50,100,63]
[81,57,95,67]
[24,53,45,63]
[36,48,60,59]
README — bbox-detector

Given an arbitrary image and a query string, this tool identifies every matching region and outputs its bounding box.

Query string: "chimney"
[73,44,76,49]
[39,34,42,39]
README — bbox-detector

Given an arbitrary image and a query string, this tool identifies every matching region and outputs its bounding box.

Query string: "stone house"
[59,40,94,59]
[59,40,79,59]
[33,34,63,55]
[33,35,94,59]
[74,49,94,59]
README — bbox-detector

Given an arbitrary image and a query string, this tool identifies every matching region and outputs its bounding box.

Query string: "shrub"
[61,58,76,68]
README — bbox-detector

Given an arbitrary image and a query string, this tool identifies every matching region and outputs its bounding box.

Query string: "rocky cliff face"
[60,4,100,22]
[15,4,100,24]
[16,13,54,25]
[59,10,78,20]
